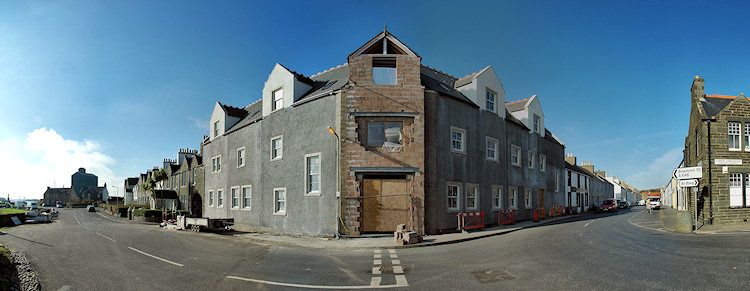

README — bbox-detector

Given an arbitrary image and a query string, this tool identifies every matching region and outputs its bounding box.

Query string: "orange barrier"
[498,209,516,225]
[457,212,485,230]
[533,207,546,222]
[549,205,564,217]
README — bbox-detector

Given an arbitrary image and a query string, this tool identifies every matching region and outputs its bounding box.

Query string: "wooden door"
[538,189,545,208]
[361,179,410,233]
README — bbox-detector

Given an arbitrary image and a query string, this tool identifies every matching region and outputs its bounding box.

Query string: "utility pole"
[702,117,716,225]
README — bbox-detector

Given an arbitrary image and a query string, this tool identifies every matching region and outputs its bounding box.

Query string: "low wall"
[0,214,26,227]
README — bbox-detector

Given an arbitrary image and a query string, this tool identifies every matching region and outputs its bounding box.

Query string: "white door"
[730,173,743,207]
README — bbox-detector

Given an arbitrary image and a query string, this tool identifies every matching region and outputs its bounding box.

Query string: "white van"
[649,198,661,210]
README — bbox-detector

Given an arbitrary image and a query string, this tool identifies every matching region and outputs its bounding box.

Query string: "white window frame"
[241,185,252,210]
[486,136,499,161]
[465,184,479,210]
[271,135,283,160]
[554,169,560,192]
[729,122,741,151]
[217,189,224,208]
[237,147,246,168]
[208,190,214,207]
[305,153,322,196]
[447,182,461,212]
[540,154,546,172]
[274,187,286,215]
[511,145,521,167]
[486,89,496,114]
[533,115,540,133]
[230,186,239,209]
[745,124,750,151]
[211,155,222,173]
[525,188,532,209]
[450,126,466,153]
[528,151,535,169]
[509,187,518,209]
[213,120,220,138]
[492,185,503,210]
[272,87,283,112]
[730,173,743,207]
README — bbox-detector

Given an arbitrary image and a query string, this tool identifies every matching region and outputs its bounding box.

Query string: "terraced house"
[685,76,750,225]
[203,30,567,236]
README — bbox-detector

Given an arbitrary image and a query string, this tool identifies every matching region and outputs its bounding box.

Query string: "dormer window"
[372,57,396,85]
[533,115,540,133]
[272,88,283,111]
[486,90,496,113]
[213,121,220,138]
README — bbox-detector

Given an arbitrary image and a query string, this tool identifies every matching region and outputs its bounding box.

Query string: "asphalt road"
[2,207,750,290]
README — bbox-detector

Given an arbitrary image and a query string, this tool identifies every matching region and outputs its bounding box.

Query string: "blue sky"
[1,1,749,199]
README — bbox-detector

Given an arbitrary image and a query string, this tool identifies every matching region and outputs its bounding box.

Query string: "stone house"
[684,76,750,224]
[124,177,139,205]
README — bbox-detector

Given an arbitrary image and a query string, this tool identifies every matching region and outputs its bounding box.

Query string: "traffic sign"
[678,179,699,187]
[673,166,703,180]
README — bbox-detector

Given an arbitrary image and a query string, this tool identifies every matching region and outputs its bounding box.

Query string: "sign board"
[678,179,699,187]
[10,216,21,225]
[715,159,742,165]
[673,166,703,180]
[723,166,729,174]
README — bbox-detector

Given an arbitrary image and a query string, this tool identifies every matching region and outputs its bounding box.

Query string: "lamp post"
[702,117,716,225]
[110,185,119,204]
[327,126,341,239]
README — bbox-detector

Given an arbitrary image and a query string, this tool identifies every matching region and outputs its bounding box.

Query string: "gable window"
[213,121,220,138]
[271,136,283,160]
[212,156,221,173]
[492,186,502,210]
[231,187,239,209]
[241,185,252,210]
[509,187,518,209]
[540,155,546,172]
[305,153,321,195]
[511,145,521,166]
[533,115,540,133]
[272,88,283,111]
[447,183,460,212]
[486,90,496,113]
[372,57,396,85]
[274,188,286,215]
[729,122,741,150]
[745,124,750,151]
[237,148,245,168]
[367,122,403,147]
[525,188,532,208]
[451,127,466,153]
[208,190,214,206]
[466,185,478,210]
[217,189,224,207]
[486,137,499,161]
[528,151,535,169]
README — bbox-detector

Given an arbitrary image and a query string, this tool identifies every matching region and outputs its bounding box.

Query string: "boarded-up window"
[367,122,402,147]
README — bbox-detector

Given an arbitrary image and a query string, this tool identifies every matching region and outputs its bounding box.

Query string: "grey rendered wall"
[541,138,565,207]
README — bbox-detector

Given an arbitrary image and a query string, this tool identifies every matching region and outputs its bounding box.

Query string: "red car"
[599,199,618,213]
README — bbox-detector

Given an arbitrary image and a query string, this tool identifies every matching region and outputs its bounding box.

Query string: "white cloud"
[626,147,683,190]
[0,128,123,200]
[187,116,209,130]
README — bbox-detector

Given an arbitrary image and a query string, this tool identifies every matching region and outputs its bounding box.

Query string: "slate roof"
[294,64,350,105]
[278,63,315,87]
[505,109,528,129]
[420,65,478,107]
[126,178,139,186]
[545,129,564,147]
[565,160,591,175]
[700,95,741,118]
[221,103,248,118]
[505,98,529,112]
[226,99,263,134]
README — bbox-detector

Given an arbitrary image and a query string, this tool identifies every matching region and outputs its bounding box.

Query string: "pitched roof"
[565,160,591,175]
[544,128,564,147]
[420,65,478,107]
[221,103,248,118]
[226,99,264,134]
[278,63,314,86]
[293,64,350,105]
[126,178,139,186]
[700,94,748,118]
[505,108,528,129]
[454,66,491,88]
[505,98,529,112]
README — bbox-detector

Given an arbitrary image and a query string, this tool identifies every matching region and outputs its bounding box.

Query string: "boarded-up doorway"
[361,177,410,233]
[538,189,544,208]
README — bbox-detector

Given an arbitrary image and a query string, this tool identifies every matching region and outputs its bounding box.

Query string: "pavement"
[651,206,750,234]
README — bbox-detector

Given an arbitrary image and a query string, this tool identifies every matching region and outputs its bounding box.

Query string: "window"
[241,185,252,210]
[509,187,518,209]
[271,136,283,160]
[730,173,743,207]
[191,168,196,185]
[447,183,460,211]
[217,189,223,207]
[306,153,321,195]
[237,148,245,167]
[208,190,214,206]
[533,115,540,133]
[528,151,535,169]
[231,187,239,209]
[554,169,560,192]
[492,186,502,210]
[486,90,496,113]
[729,122,741,150]
[211,156,221,173]
[451,127,465,153]
[745,124,750,151]
[466,185,478,210]
[372,57,396,85]
[511,145,521,166]
[540,155,546,172]
[367,122,403,147]
[274,188,286,214]
[213,121,219,138]
[525,188,532,208]
[272,88,283,111]
[486,137,498,161]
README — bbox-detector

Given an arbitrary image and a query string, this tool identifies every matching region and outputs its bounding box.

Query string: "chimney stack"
[581,161,595,173]
[691,75,705,101]
[565,153,576,165]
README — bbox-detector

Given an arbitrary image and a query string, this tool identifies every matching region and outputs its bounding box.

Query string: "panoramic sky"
[1,1,749,199]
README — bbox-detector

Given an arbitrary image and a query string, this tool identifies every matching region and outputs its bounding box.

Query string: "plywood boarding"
[361,179,411,232]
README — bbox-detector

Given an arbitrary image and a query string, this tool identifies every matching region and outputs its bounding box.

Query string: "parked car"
[86,205,96,212]
[618,201,631,209]
[600,199,618,213]
[636,200,645,206]
[56,203,62,208]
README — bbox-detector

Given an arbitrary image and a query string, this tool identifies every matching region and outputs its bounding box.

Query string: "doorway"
[361,177,410,233]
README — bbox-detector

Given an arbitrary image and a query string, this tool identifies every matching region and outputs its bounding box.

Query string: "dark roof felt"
[701,96,735,118]
[420,65,478,107]
[126,178,139,185]
[222,103,248,118]
[294,65,350,105]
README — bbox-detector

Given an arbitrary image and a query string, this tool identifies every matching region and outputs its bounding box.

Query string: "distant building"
[124,177,139,205]
[43,168,107,205]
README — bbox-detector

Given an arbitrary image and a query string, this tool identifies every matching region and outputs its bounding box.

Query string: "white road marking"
[374,254,381,259]
[373,259,382,265]
[96,212,123,223]
[392,259,400,265]
[388,249,396,254]
[128,247,184,267]
[373,250,381,254]
[370,277,381,286]
[584,221,593,227]
[372,267,381,275]
[390,254,398,259]
[96,232,115,242]
[393,265,404,274]
[227,275,408,289]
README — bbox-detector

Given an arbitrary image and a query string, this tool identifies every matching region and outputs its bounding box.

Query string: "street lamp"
[110,185,119,204]
[327,126,341,239]
[701,117,716,225]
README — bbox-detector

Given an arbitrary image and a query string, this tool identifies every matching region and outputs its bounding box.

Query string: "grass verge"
[0,208,26,215]
[0,245,14,290]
